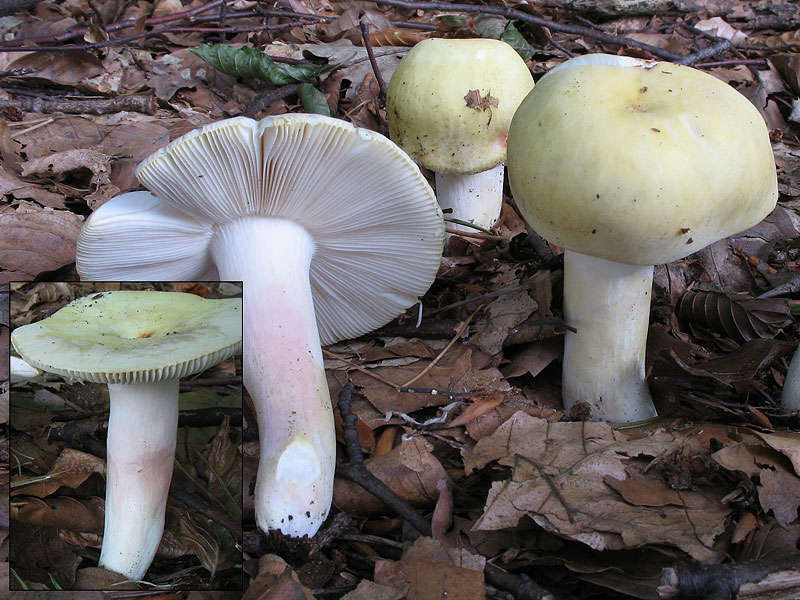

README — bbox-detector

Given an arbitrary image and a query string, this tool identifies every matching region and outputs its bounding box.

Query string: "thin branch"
[0,94,157,115]
[363,0,730,64]
[401,304,483,387]
[360,21,387,99]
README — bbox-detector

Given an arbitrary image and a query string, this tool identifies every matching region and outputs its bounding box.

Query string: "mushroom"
[75,114,445,537]
[11,290,243,580]
[386,38,533,235]
[781,347,800,413]
[506,53,778,422]
[10,355,42,383]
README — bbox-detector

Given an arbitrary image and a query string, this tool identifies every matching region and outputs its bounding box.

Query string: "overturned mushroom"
[76,114,445,537]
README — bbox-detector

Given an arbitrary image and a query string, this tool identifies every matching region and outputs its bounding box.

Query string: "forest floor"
[1,0,800,599]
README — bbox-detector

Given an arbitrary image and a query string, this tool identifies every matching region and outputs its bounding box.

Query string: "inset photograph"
[8,281,243,590]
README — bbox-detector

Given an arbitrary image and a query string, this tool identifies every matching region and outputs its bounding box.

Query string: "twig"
[241,83,303,118]
[0,94,157,115]
[515,454,575,523]
[360,21,387,99]
[364,0,729,65]
[322,348,401,389]
[0,0,226,49]
[657,555,800,600]
[336,382,568,600]
[445,226,507,241]
[400,304,483,387]
[336,382,431,534]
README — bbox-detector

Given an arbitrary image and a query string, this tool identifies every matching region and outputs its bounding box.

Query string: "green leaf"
[191,44,329,85]
[298,83,332,116]
[501,21,534,61]
[439,15,467,27]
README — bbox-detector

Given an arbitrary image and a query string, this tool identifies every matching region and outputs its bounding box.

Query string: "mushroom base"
[99,380,179,580]
[562,251,657,422]
[211,216,336,538]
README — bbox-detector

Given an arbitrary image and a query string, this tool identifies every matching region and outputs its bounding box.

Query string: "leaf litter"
[1,0,800,598]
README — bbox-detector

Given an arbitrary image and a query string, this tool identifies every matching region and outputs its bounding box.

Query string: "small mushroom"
[782,347,800,413]
[11,290,243,580]
[386,38,534,236]
[507,53,778,422]
[75,114,445,537]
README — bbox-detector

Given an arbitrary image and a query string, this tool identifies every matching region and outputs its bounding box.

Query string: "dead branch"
[366,0,730,64]
[658,555,800,600]
[0,94,157,115]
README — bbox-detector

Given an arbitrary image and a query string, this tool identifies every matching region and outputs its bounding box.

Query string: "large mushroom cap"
[11,291,242,384]
[78,114,444,346]
[507,54,778,266]
[386,38,534,175]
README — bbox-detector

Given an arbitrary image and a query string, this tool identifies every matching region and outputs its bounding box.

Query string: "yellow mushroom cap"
[507,54,778,266]
[11,291,242,384]
[387,38,534,175]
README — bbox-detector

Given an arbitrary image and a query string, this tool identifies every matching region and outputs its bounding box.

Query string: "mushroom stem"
[562,250,658,422]
[435,163,505,235]
[100,380,179,580]
[210,216,335,537]
[781,346,800,413]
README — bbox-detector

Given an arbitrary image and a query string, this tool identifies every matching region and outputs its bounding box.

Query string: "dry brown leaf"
[0,205,83,282]
[369,29,429,47]
[755,430,800,475]
[341,579,408,600]
[11,495,104,533]
[467,412,730,561]
[73,567,139,590]
[374,537,485,600]
[243,554,315,600]
[199,416,241,497]
[177,510,238,578]
[758,469,800,527]
[472,287,538,355]
[676,290,791,343]
[333,436,449,515]
[11,448,104,498]
[447,390,507,429]
[21,148,119,210]
[6,50,105,88]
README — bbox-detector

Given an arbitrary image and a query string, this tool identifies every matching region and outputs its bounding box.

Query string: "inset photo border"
[7,281,243,591]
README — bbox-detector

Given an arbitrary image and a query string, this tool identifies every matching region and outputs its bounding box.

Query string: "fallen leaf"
[333,436,449,515]
[243,554,315,600]
[0,206,84,282]
[467,412,730,561]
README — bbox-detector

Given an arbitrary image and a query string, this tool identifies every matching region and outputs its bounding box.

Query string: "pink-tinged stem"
[211,216,335,537]
[99,380,179,579]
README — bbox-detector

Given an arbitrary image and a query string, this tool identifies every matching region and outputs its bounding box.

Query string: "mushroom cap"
[11,291,243,384]
[386,38,534,175]
[507,54,778,266]
[77,114,444,346]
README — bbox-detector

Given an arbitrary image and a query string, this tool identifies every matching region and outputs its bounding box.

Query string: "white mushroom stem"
[562,250,658,422]
[99,380,179,580]
[436,163,505,235]
[10,356,41,383]
[781,346,800,413]
[210,216,335,537]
